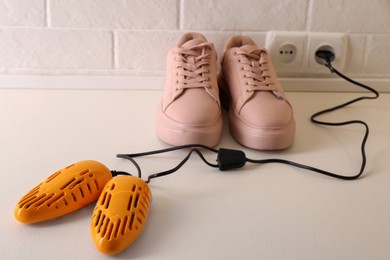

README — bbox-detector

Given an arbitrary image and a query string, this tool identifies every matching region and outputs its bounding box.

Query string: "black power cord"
[117,144,220,183]
[118,51,379,182]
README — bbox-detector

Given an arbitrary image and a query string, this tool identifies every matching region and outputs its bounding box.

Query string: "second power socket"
[265,31,348,76]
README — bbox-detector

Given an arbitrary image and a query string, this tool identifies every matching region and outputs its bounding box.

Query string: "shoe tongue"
[181,38,206,50]
[239,44,261,54]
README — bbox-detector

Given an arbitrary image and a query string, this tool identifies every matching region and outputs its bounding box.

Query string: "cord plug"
[217,148,247,171]
[315,50,335,65]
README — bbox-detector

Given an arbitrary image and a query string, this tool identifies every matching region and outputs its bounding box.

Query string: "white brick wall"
[0,28,112,70]
[0,0,45,26]
[49,0,178,29]
[0,0,389,78]
[181,0,308,31]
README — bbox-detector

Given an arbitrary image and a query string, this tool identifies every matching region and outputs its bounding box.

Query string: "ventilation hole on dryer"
[24,194,45,209]
[127,195,133,211]
[22,185,40,199]
[69,178,84,189]
[97,214,106,233]
[134,193,140,208]
[45,171,62,183]
[132,185,136,192]
[100,218,107,236]
[129,212,135,230]
[105,193,112,209]
[60,178,76,190]
[97,214,105,233]
[94,179,99,190]
[113,219,121,239]
[106,222,114,240]
[79,169,89,175]
[71,193,77,202]
[100,192,108,205]
[79,187,84,198]
[121,216,128,235]
[101,217,111,238]
[65,163,75,169]
[34,194,54,209]
[18,193,38,208]
[46,193,65,207]
[94,210,102,227]
[86,183,91,194]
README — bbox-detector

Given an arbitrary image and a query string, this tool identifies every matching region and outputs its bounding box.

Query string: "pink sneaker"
[218,35,295,150]
[156,32,223,147]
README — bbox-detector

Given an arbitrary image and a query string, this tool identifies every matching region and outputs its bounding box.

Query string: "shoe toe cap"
[165,89,221,125]
[239,92,293,127]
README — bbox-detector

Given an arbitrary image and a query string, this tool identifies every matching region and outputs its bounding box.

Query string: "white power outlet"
[306,32,348,74]
[265,31,348,76]
[265,31,307,76]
